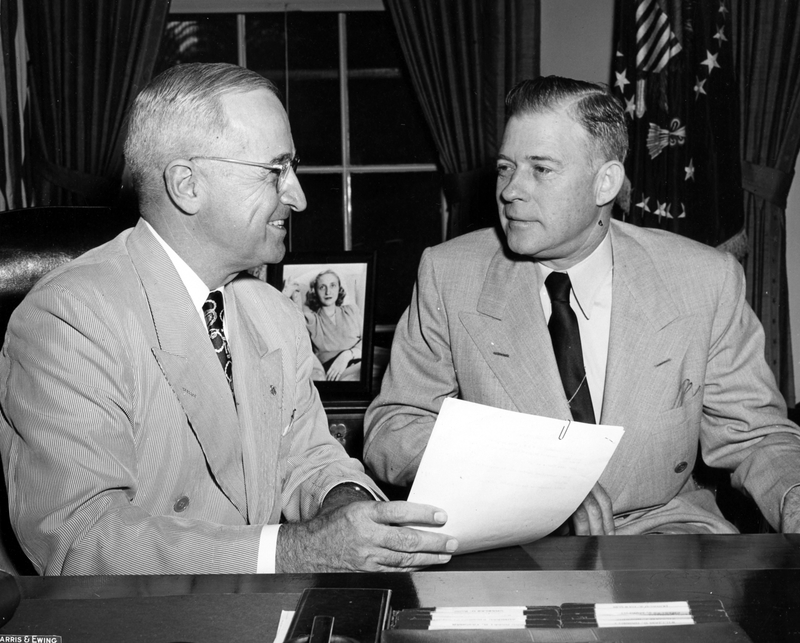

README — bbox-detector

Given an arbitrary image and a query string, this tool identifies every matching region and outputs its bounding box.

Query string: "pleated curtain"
[25,0,171,207]
[384,0,540,239]
[731,0,800,405]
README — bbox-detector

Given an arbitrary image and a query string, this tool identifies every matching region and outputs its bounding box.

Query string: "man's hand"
[276,501,458,572]
[571,482,615,535]
[781,487,800,532]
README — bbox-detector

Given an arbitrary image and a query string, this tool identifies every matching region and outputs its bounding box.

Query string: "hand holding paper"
[407,398,624,553]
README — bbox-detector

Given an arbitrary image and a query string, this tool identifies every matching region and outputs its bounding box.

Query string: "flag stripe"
[640,25,670,69]
[635,0,681,73]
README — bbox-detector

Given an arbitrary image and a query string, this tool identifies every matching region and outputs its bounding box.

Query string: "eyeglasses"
[190,156,300,190]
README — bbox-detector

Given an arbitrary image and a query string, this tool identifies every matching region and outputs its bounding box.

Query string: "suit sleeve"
[700,252,800,530]
[278,299,383,521]
[364,249,458,486]
[0,283,273,575]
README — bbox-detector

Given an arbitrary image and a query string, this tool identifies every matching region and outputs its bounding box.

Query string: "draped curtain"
[731,0,800,406]
[25,0,171,207]
[384,0,539,239]
[0,0,28,210]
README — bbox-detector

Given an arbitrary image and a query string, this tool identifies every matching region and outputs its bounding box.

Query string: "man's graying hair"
[505,76,628,164]
[124,62,280,205]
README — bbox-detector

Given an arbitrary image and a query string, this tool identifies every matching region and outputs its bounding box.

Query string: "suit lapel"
[600,223,691,492]
[461,246,569,419]
[226,282,284,525]
[126,222,247,518]
[602,222,686,426]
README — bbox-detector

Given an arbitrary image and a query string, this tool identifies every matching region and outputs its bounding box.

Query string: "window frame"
[166,0,446,333]
[170,1,384,13]
[168,0,441,251]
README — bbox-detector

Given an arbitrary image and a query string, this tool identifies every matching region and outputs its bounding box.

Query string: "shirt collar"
[143,219,220,316]
[539,231,613,320]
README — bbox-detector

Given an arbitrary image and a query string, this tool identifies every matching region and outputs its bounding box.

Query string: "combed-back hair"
[123,62,280,206]
[505,75,628,164]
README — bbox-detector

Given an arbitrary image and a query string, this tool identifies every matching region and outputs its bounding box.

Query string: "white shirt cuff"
[257,524,282,573]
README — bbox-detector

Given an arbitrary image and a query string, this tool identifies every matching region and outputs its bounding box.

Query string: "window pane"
[349,77,437,165]
[286,79,341,166]
[245,13,287,97]
[286,12,341,166]
[288,173,344,253]
[245,11,342,166]
[351,173,442,326]
[245,12,340,165]
[347,11,402,70]
[156,14,238,75]
[287,12,339,71]
[347,12,437,166]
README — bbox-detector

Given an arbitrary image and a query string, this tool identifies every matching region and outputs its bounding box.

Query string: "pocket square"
[673,378,699,408]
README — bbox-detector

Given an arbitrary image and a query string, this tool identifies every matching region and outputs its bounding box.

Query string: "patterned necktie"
[202,290,234,394]
[544,272,596,424]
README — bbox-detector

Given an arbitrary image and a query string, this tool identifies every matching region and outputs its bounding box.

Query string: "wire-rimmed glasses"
[190,156,300,191]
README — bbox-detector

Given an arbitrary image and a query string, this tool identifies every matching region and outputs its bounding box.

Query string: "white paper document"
[407,398,624,554]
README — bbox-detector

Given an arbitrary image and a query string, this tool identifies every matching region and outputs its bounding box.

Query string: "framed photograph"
[270,252,376,399]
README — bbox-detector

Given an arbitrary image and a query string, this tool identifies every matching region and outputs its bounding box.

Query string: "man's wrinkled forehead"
[218,89,294,154]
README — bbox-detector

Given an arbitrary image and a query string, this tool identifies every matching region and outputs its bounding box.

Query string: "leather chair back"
[0,206,132,337]
[0,205,133,574]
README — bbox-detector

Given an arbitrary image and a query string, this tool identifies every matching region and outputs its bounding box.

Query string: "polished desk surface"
[3,534,800,642]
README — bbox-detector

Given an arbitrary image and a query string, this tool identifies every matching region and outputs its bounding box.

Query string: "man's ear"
[164,160,201,214]
[594,160,625,208]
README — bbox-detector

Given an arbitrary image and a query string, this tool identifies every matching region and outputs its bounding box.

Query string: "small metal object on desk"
[309,615,335,643]
[285,615,359,643]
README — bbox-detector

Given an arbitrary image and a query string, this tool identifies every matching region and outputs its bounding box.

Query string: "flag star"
[685,158,695,181]
[616,49,624,57]
[615,69,630,92]
[664,203,674,219]
[694,77,707,98]
[701,50,720,74]
[713,25,727,42]
[654,201,668,218]
[625,95,636,118]
[679,203,687,219]
[635,196,651,212]
[718,1,729,17]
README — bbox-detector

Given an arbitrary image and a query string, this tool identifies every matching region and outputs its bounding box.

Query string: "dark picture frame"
[270,252,376,400]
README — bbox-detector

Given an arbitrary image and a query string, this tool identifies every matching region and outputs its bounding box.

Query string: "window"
[158,1,442,329]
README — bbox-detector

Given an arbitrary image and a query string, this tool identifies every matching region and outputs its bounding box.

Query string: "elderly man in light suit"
[364,75,800,535]
[0,63,457,575]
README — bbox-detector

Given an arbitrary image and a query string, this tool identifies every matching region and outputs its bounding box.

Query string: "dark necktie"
[545,272,596,424]
[202,290,234,394]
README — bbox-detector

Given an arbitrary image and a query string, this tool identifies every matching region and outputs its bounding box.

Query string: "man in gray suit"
[364,76,800,535]
[0,63,457,575]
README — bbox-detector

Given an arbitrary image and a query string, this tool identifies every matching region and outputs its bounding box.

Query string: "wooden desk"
[2,534,799,643]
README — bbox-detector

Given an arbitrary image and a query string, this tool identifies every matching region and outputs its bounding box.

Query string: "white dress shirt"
[538,231,613,420]
[144,220,280,573]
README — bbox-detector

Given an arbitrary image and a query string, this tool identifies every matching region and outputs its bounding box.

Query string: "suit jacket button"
[174,496,190,512]
[674,461,688,473]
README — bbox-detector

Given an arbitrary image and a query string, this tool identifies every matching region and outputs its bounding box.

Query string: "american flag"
[612,0,744,254]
